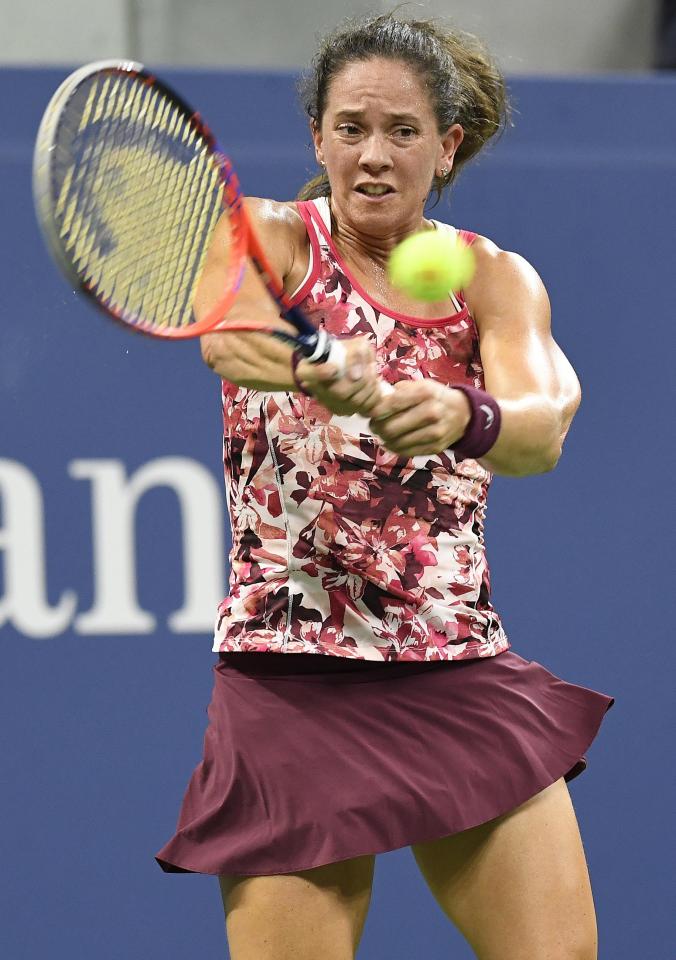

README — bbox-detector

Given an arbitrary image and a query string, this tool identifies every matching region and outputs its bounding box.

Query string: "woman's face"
[312,56,463,241]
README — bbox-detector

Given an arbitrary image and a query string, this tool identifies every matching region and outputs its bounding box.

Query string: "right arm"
[198,199,381,413]
[198,197,305,391]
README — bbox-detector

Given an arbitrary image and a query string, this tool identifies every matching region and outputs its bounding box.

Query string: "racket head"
[33,60,248,338]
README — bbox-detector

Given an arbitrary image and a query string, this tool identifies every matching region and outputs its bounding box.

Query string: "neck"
[327,198,433,271]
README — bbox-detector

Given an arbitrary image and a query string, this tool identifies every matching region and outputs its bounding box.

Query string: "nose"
[358,135,393,174]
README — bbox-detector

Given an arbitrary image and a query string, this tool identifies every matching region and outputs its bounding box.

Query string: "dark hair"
[296,12,510,203]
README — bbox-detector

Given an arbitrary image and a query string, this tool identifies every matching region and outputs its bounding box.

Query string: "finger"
[376,422,448,450]
[303,353,377,391]
[348,358,365,380]
[298,361,340,386]
[346,350,379,384]
[318,378,380,412]
[368,381,395,418]
[380,428,448,456]
[369,387,429,421]
[375,404,445,441]
[346,338,376,376]
[326,361,379,395]
[350,381,385,415]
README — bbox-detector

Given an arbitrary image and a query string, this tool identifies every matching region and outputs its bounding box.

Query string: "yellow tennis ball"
[388,230,476,301]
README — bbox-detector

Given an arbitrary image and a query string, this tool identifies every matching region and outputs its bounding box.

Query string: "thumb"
[369,380,396,420]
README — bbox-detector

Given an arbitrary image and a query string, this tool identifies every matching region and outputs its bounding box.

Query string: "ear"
[310,119,324,166]
[436,123,464,178]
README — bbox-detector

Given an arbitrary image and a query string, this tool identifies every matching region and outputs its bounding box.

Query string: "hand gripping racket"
[32,60,346,373]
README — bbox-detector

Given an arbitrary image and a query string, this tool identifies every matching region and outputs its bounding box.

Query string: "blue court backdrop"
[1,67,675,959]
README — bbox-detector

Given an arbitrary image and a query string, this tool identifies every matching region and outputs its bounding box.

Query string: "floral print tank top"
[213,197,510,662]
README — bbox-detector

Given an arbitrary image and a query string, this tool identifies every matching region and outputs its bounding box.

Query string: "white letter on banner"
[69,457,224,635]
[0,459,77,638]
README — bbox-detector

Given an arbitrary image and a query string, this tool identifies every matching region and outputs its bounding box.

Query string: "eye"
[337,123,360,136]
[395,126,417,139]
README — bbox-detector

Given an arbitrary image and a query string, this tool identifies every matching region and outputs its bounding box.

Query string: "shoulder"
[463,234,551,335]
[427,220,547,305]
[244,198,309,284]
[468,234,546,293]
[244,197,307,246]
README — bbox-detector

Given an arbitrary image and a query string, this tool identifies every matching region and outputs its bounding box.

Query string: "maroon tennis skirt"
[155,648,614,877]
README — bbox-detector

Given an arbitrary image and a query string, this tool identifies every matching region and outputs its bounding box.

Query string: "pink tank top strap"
[290,201,323,306]
[458,229,478,246]
[454,230,478,306]
[295,199,313,228]
[300,198,333,243]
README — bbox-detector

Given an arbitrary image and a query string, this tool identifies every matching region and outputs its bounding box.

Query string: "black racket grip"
[278,305,347,374]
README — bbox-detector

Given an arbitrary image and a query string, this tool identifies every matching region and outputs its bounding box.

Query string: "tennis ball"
[388,230,476,301]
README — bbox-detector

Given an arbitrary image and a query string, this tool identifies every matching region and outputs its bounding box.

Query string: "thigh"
[411,778,598,960]
[219,853,376,960]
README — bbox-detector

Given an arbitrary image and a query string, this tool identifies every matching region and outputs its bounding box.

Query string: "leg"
[219,853,376,960]
[411,778,598,960]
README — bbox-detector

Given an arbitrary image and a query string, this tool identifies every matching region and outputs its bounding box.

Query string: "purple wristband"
[450,385,501,460]
[291,348,312,397]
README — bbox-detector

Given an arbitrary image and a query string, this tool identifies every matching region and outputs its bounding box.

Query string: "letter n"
[69,457,224,634]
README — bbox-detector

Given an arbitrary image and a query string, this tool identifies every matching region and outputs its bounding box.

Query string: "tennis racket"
[32,59,346,373]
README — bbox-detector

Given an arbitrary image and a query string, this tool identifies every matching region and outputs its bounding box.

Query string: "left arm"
[369,238,581,476]
[468,239,581,475]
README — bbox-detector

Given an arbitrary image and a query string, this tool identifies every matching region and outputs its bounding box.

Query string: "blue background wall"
[1,68,675,958]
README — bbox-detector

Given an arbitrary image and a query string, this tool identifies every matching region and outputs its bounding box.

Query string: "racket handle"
[277,325,394,398]
[270,325,347,376]
[295,329,348,378]
[275,303,347,377]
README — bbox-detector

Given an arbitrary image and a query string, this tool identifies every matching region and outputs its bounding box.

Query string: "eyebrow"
[334,109,420,124]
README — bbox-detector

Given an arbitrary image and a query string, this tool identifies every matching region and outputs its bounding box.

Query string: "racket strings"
[51,72,225,329]
[58,85,177,314]
[103,95,215,325]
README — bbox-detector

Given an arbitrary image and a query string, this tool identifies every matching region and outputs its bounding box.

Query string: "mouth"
[355,184,395,198]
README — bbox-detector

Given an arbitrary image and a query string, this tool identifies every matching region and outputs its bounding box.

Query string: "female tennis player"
[156,14,614,960]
